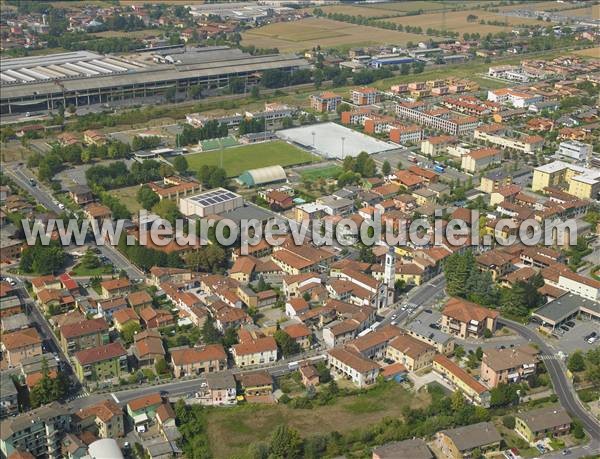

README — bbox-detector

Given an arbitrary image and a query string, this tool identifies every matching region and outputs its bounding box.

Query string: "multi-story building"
[433,355,491,407]
[420,135,458,156]
[396,103,479,136]
[480,345,539,388]
[73,399,124,439]
[231,329,277,367]
[473,128,544,154]
[310,91,342,112]
[389,124,423,144]
[60,318,109,354]
[515,405,572,443]
[196,371,237,406]
[532,161,600,200]
[441,298,498,339]
[1,327,42,367]
[385,334,436,371]
[557,140,593,163]
[0,373,18,419]
[73,342,128,383]
[351,87,381,105]
[487,88,543,108]
[170,344,227,378]
[0,402,70,459]
[461,148,502,173]
[436,422,501,459]
[327,347,380,388]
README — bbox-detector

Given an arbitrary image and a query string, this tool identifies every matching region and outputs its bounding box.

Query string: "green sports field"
[186,141,318,177]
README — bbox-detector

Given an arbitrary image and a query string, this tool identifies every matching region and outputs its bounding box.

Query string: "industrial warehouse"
[0,46,309,115]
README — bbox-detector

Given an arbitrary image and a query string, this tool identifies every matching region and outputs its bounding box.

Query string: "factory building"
[0,47,309,115]
[179,188,244,218]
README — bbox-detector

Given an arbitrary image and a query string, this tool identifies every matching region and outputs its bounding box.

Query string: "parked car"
[560,325,570,332]
[565,321,575,327]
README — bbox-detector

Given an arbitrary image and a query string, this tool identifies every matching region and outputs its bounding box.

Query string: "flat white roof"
[277,122,396,160]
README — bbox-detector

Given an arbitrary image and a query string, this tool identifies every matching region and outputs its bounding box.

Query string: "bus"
[433,164,445,173]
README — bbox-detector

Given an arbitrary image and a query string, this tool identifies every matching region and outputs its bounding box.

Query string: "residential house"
[515,405,572,443]
[196,371,237,406]
[461,148,502,173]
[83,130,106,146]
[84,203,112,222]
[327,347,380,388]
[237,371,274,403]
[372,439,434,459]
[0,373,18,419]
[133,329,166,369]
[171,344,227,378]
[231,329,277,368]
[127,393,163,425]
[310,92,341,112]
[433,355,490,407]
[139,306,175,329]
[385,334,436,371]
[60,318,109,354]
[441,298,498,339]
[436,422,502,459]
[73,399,124,439]
[285,297,310,318]
[1,327,42,367]
[480,345,539,388]
[100,278,132,299]
[112,308,140,332]
[68,185,93,205]
[126,291,153,310]
[299,363,320,388]
[283,323,311,350]
[97,297,128,321]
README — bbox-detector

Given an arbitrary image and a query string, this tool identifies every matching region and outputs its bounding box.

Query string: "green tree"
[155,357,169,375]
[81,248,100,269]
[502,415,515,429]
[136,185,160,210]
[201,316,221,344]
[152,199,182,225]
[274,329,300,357]
[269,425,302,459]
[454,345,465,360]
[173,155,189,174]
[568,351,585,373]
[381,160,391,176]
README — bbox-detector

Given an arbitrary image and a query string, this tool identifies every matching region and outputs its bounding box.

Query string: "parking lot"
[549,318,599,354]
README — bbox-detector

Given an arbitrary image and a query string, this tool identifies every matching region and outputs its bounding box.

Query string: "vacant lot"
[359,1,491,13]
[242,17,425,52]
[93,29,159,39]
[109,185,142,214]
[497,1,584,12]
[185,141,318,177]
[390,9,542,35]
[205,383,430,458]
[560,4,600,18]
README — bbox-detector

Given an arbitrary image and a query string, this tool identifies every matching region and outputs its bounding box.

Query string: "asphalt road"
[499,318,600,449]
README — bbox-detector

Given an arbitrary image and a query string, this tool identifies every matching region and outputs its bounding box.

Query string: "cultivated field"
[242,17,425,52]
[205,383,430,458]
[185,140,318,177]
[93,29,160,38]
[357,0,493,13]
[390,10,543,35]
[497,1,586,12]
[559,4,600,18]
[574,47,600,58]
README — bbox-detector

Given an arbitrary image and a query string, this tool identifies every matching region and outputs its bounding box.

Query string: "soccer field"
[185,141,318,177]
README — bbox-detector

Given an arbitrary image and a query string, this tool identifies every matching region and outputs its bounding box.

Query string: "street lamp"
[311,131,316,147]
[341,136,345,160]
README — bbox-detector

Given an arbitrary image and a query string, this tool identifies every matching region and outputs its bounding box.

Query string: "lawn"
[200,136,238,151]
[185,140,318,177]
[300,165,343,181]
[70,263,113,276]
[205,382,430,458]
[109,185,142,214]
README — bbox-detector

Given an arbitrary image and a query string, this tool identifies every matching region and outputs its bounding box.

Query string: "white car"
[58,203,65,210]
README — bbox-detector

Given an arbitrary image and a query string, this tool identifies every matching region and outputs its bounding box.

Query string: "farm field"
[93,29,160,38]
[559,4,600,18]
[574,47,600,58]
[242,17,425,52]
[185,140,318,177]
[357,0,493,13]
[390,10,543,35]
[109,185,142,214]
[497,1,586,12]
[205,383,430,458]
